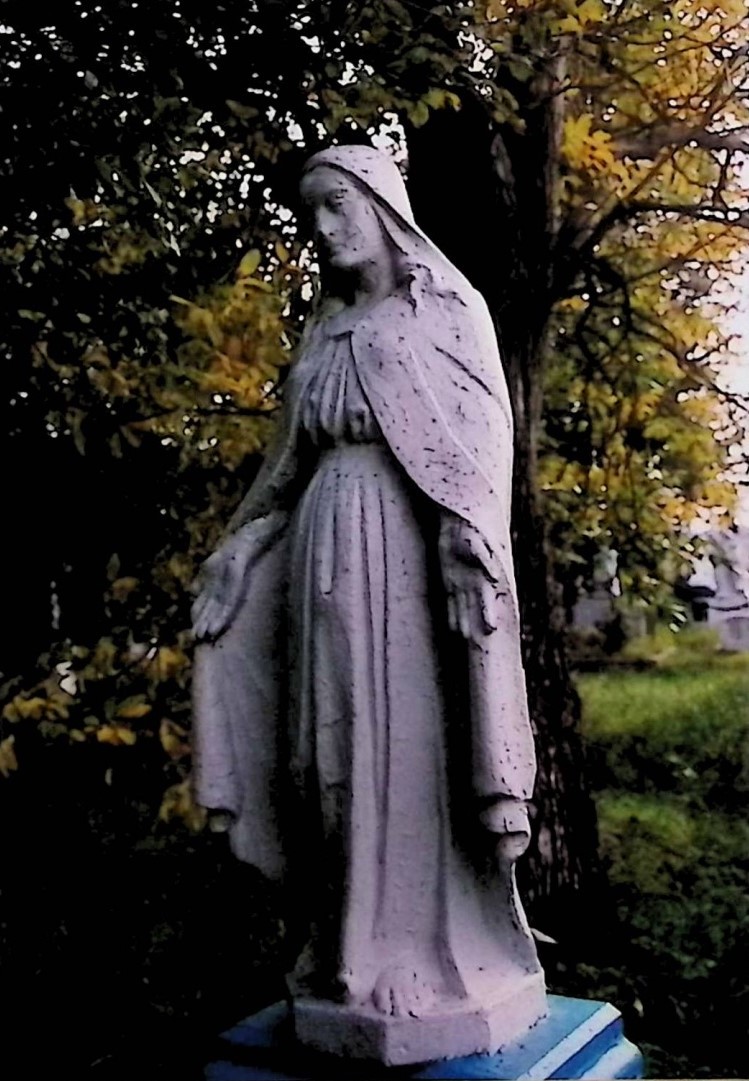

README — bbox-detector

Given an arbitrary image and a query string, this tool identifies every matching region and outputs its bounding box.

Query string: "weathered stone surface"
[192,145,546,1064]
[293,971,547,1065]
[686,524,749,650]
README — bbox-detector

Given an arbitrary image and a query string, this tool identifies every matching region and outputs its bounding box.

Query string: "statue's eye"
[327,192,346,211]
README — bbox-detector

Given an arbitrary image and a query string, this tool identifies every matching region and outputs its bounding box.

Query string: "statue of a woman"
[191,145,546,1064]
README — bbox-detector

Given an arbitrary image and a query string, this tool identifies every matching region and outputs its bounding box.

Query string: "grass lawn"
[570,630,749,1078]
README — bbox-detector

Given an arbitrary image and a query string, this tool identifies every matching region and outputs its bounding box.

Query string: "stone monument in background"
[686,525,749,651]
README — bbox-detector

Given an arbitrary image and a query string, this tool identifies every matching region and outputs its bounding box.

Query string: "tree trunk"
[406,90,601,937]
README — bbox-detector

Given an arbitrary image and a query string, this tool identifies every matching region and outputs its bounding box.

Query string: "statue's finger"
[191,594,208,630]
[194,597,217,640]
[467,590,485,645]
[457,591,471,641]
[480,582,499,634]
[481,563,500,587]
[196,597,221,640]
[474,534,498,572]
[196,589,220,624]
[463,590,478,644]
[447,593,457,633]
[205,605,229,641]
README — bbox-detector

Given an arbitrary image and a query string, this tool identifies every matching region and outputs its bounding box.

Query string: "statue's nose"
[316,206,340,242]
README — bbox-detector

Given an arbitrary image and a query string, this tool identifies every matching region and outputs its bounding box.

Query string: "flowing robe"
[192,286,540,1006]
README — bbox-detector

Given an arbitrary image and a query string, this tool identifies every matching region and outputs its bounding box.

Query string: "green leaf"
[238,249,262,278]
[226,99,259,121]
[409,100,430,128]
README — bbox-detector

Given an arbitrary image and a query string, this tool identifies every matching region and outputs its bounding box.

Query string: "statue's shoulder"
[422,286,496,358]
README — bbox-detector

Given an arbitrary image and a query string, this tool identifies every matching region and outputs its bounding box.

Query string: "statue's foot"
[371,964,436,1019]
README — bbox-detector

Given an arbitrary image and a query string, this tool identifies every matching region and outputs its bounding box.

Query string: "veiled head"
[301,145,473,314]
[302,144,416,226]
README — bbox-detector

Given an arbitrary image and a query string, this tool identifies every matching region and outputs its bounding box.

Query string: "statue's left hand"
[439,515,501,644]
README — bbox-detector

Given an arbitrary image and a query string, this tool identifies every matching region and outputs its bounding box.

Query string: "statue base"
[294,971,546,1065]
[204,994,644,1079]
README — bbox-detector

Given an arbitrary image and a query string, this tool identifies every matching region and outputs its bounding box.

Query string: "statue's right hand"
[191,535,250,643]
[191,511,287,643]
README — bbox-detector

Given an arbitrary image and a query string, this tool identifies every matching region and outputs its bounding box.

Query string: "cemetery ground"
[1,627,747,1079]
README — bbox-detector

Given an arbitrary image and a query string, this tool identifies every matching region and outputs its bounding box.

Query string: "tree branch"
[613,201,749,228]
[617,123,749,160]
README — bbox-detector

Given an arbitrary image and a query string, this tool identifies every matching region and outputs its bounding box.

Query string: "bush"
[621,625,723,668]
[567,662,749,1078]
[0,739,285,1078]
[578,660,749,807]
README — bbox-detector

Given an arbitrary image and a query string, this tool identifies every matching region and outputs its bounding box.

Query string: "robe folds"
[192,285,536,882]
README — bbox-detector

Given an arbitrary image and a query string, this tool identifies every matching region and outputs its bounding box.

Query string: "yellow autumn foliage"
[0,735,18,778]
[159,719,190,760]
[146,647,189,683]
[97,724,138,747]
[116,697,152,720]
[111,576,139,601]
[2,693,70,724]
[158,778,206,832]
[556,0,606,34]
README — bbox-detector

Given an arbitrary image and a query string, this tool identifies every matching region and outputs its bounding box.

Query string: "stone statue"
[191,145,546,1065]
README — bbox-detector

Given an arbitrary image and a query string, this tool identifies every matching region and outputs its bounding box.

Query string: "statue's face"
[300,166,389,273]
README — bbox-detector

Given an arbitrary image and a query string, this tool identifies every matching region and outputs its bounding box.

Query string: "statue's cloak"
[192,286,535,880]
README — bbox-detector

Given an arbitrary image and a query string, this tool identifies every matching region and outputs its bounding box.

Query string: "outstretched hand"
[439,515,502,644]
[191,511,286,642]
[191,534,250,643]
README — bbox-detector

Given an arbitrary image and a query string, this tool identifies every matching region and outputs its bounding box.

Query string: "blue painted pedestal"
[205,996,643,1080]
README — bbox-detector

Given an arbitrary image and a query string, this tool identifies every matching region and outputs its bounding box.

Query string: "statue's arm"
[222,388,309,539]
[192,394,310,642]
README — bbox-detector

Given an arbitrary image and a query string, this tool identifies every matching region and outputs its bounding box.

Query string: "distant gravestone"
[687,526,749,651]
[572,548,616,630]
[718,616,749,651]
